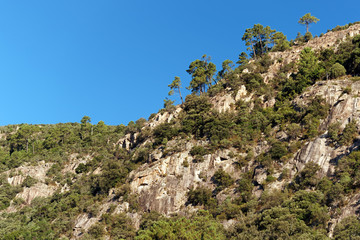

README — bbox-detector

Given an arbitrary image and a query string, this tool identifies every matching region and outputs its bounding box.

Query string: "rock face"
[16,183,57,205]
[7,161,52,186]
[129,140,241,215]
[292,80,360,174]
[210,85,251,113]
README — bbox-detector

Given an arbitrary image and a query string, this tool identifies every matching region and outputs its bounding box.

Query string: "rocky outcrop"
[129,140,241,215]
[7,161,52,186]
[210,85,251,113]
[291,79,360,174]
[15,183,57,205]
[265,24,360,81]
[146,107,182,129]
[62,154,92,174]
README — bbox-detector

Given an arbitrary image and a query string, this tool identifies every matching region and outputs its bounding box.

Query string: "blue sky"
[0,0,359,126]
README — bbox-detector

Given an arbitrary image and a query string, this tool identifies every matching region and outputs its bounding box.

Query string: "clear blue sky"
[0,0,359,126]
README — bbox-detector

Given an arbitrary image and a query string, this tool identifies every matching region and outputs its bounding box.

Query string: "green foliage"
[189,145,207,157]
[236,174,254,204]
[298,13,320,33]
[333,216,360,240]
[212,169,234,191]
[136,211,226,240]
[304,32,313,42]
[88,224,105,238]
[338,120,358,146]
[329,22,360,32]
[271,31,290,51]
[292,162,321,190]
[21,175,38,188]
[255,54,274,74]
[75,163,89,174]
[7,124,40,154]
[153,122,178,146]
[283,190,329,228]
[181,94,212,137]
[231,206,328,239]
[168,76,184,104]
[236,52,249,66]
[269,141,287,160]
[186,55,217,94]
[328,122,341,143]
[217,59,234,81]
[0,175,22,210]
[101,213,136,239]
[336,35,360,75]
[187,187,215,207]
[241,73,265,92]
[336,151,360,191]
[296,47,323,89]
[330,63,347,79]
[163,98,175,112]
[242,24,276,57]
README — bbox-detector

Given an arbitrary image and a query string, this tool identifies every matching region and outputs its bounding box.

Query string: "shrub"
[152,123,178,146]
[187,187,214,207]
[333,216,360,239]
[21,176,38,188]
[330,63,347,79]
[75,163,89,174]
[292,162,321,190]
[284,190,329,228]
[342,86,352,94]
[241,73,264,92]
[269,141,287,160]
[136,211,226,240]
[339,120,357,146]
[88,224,105,238]
[189,146,207,156]
[212,169,234,191]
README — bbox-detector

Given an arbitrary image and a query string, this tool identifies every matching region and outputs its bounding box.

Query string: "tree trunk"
[251,42,256,58]
[178,88,184,104]
[258,35,264,54]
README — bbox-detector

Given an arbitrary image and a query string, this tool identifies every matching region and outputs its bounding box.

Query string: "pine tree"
[299,13,320,33]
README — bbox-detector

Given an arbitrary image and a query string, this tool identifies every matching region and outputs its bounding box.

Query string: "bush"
[269,141,287,160]
[75,163,89,174]
[292,162,321,190]
[187,187,214,207]
[136,211,226,240]
[212,169,234,191]
[339,120,357,146]
[330,63,347,79]
[241,73,264,92]
[152,123,178,146]
[333,216,360,239]
[189,145,207,157]
[283,190,329,228]
[304,32,313,42]
[21,176,38,188]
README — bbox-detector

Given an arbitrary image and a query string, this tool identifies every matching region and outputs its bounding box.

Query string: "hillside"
[1,22,360,239]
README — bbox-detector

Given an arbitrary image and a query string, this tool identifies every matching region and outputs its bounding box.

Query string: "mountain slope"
[1,22,360,239]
